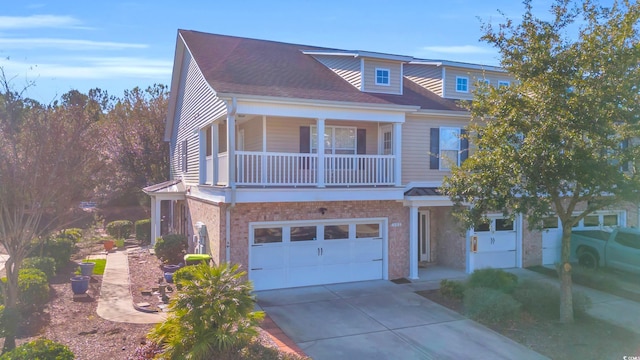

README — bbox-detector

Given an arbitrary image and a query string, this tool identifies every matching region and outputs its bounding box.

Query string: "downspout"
[225,97,238,263]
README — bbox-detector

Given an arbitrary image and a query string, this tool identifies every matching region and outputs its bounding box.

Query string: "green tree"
[443,0,640,323]
[102,84,169,205]
[0,71,104,351]
[149,263,264,359]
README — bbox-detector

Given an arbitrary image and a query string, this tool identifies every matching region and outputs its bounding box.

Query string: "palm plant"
[148,262,264,359]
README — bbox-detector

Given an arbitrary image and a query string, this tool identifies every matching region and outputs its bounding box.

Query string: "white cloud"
[0,38,148,50]
[0,57,172,80]
[0,15,84,29]
[421,45,493,54]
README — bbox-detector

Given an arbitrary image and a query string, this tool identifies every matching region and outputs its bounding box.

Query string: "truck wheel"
[578,251,598,270]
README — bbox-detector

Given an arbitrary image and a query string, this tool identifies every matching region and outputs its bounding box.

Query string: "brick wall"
[431,207,466,269]
[185,198,226,265]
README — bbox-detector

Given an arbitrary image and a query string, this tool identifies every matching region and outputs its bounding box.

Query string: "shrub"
[0,338,74,360]
[149,263,264,359]
[135,219,151,245]
[463,287,521,324]
[44,237,75,269]
[173,265,197,290]
[439,279,465,300]
[154,234,188,264]
[16,268,49,312]
[59,228,83,243]
[513,280,592,319]
[105,220,134,239]
[467,268,518,294]
[22,257,56,279]
[0,306,20,338]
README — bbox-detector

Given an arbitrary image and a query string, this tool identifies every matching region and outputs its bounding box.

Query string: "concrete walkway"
[95,249,166,324]
[257,281,548,360]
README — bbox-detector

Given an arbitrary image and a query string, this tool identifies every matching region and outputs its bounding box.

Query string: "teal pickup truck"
[571,228,640,274]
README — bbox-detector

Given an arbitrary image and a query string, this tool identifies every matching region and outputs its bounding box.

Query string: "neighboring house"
[144,30,638,291]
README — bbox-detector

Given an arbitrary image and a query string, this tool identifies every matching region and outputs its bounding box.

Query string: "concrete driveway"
[256,280,547,360]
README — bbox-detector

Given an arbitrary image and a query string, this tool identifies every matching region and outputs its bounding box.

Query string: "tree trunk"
[559,224,574,323]
[2,258,19,353]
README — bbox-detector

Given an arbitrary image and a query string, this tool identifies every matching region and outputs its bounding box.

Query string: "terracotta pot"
[104,240,115,251]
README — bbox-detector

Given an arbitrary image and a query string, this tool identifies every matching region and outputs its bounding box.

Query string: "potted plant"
[77,261,95,276]
[103,240,115,252]
[70,275,90,294]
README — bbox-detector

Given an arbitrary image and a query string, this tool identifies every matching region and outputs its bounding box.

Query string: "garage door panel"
[288,266,324,288]
[473,251,516,269]
[322,241,351,265]
[350,261,383,282]
[251,268,286,291]
[252,246,285,269]
[289,243,320,267]
[352,239,383,261]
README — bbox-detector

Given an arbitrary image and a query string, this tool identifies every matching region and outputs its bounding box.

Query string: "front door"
[418,210,430,262]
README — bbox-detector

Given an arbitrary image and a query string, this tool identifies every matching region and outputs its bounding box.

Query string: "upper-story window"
[375,68,390,86]
[439,127,461,170]
[498,80,510,87]
[482,79,490,86]
[456,77,469,93]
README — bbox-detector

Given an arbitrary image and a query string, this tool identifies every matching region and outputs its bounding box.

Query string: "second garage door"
[471,216,517,271]
[250,219,385,291]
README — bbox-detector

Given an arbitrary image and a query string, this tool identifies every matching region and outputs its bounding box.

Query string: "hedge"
[106,220,133,239]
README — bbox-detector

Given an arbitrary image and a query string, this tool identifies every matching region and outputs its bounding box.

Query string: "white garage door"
[250,219,385,291]
[542,211,624,265]
[471,217,517,271]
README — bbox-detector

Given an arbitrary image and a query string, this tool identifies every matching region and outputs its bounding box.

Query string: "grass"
[82,259,106,275]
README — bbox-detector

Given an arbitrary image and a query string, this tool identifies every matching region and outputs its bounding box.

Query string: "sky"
[0,0,558,103]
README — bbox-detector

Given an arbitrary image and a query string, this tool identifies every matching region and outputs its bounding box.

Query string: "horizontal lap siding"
[402,115,471,184]
[404,64,442,96]
[171,48,227,184]
[444,67,514,100]
[362,59,402,94]
[312,55,361,89]
[240,119,263,152]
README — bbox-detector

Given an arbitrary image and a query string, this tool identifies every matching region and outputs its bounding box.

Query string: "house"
[145,30,638,291]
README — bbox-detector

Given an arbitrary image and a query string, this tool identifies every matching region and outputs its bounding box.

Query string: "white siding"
[170,48,227,184]
[404,64,442,96]
[401,114,471,184]
[443,67,514,100]
[312,55,361,89]
[362,59,402,95]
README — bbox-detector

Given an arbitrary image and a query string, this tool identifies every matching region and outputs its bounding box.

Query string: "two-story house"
[145,30,637,291]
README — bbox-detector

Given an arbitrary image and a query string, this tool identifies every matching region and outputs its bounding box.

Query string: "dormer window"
[375,68,390,86]
[456,77,469,93]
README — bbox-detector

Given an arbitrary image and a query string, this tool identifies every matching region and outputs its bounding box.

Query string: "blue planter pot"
[164,272,174,284]
[162,264,181,273]
[71,275,90,294]
[78,262,95,276]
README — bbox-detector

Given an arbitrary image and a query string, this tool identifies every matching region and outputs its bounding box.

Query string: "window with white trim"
[440,127,461,170]
[456,77,469,92]
[311,126,356,154]
[498,80,510,87]
[482,79,490,86]
[375,68,390,86]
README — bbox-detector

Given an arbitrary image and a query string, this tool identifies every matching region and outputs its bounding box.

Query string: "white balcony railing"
[205,156,213,184]
[232,151,394,186]
[218,153,229,185]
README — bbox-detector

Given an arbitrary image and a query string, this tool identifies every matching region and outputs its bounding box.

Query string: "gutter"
[225,97,238,263]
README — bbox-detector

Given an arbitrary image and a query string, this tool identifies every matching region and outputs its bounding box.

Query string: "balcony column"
[150,196,161,246]
[409,205,419,279]
[393,122,402,187]
[198,128,206,184]
[317,118,325,188]
[262,115,267,184]
[212,123,219,185]
[227,113,236,189]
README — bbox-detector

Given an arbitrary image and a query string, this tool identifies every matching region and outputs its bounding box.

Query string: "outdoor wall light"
[319,207,327,215]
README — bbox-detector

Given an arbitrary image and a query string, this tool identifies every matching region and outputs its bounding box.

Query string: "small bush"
[513,280,592,319]
[0,338,74,360]
[464,287,521,324]
[0,306,20,338]
[154,234,188,264]
[59,228,83,243]
[22,257,56,279]
[106,220,134,239]
[17,268,49,311]
[467,268,518,294]
[439,279,465,300]
[173,265,198,290]
[135,219,151,245]
[44,237,75,269]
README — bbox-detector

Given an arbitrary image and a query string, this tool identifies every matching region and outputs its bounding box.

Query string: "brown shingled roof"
[179,30,466,112]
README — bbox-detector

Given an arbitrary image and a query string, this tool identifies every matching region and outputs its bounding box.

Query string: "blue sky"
[0,0,555,103]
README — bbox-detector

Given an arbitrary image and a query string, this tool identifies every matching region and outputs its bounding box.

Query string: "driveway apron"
[257,280,547,360]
